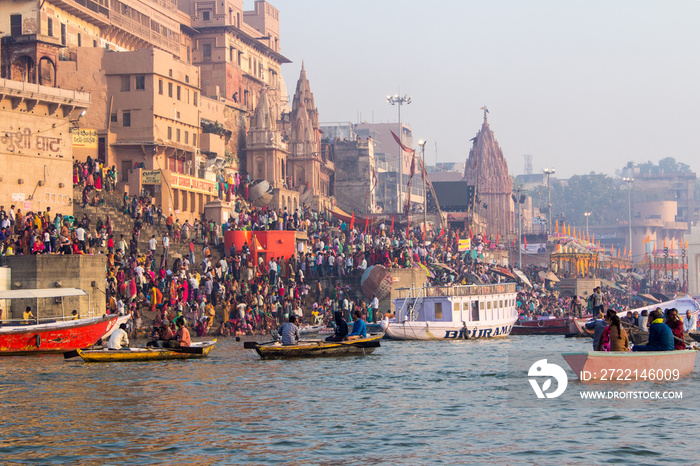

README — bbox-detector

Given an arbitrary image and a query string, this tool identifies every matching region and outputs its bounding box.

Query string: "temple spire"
[480,105,489,122]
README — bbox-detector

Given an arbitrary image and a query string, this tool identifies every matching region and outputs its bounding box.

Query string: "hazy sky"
[261,0,700,179]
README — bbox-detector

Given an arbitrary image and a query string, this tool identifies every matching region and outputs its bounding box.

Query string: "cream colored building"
[0,78,90,216]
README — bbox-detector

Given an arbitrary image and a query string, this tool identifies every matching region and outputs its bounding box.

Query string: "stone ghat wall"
[3,255,106,319]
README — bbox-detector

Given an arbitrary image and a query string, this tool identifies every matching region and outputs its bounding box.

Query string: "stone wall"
[4,255,106,319]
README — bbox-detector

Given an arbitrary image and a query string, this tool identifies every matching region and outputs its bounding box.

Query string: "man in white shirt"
[148,235,157,254]
[108,324,130,349]
[76,226,86,252]
[162,233,170,257]
[683,310,696,332]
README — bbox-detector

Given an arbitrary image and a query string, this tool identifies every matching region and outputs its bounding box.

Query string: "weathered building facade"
[0,78,90,216]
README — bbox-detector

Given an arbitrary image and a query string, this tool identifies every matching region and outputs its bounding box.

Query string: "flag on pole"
[524,235,528,248]
[610,244,614,256]
[364,216,370,235]
[642,236,650,244]
[349,211,355,231]
[495,232,500,245]
[390,130,416,154]
[437,226,445,238]
[390,217,394,233]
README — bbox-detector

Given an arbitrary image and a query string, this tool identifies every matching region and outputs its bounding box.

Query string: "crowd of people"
[1,159,694,348]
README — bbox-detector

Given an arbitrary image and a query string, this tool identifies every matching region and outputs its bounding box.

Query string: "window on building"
[77,33,82,46]
[10,15,22,36]
[202,10,210,21]
[168,82,173,97]
[158,79,163,95]
[93,39,97,47]
[186,46,190,63]
[192,133,197,146]
[169,69,173,77]
[176,86,181,100]
[229,46,235,63]
[135,75,145,90]
[121,76,130,92]
[47,18,53,37]
[237,51,241,67]
[176,129,181,142]
[167,127,172,139]
[110,113,117,123]
[202,43,211,61]
[193,92,198,106]
[185,131,189,144]
[123,111,131,127]
[61,23,66,45]
[185,75,189,83]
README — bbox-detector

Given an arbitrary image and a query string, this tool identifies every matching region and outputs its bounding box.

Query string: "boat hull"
[562,350,697,381]
[76,340,216,362]
[0,314,120,355]
[384,319,516,340]
[251,334,382,359]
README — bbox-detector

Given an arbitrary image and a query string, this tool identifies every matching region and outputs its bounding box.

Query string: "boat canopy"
[0,288,88,299]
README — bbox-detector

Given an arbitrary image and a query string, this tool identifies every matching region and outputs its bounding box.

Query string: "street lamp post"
[387,94,411,212]
[418,139,427,240]
[623,177,634,260]
[584,211,592,238]
[543,168,556,234]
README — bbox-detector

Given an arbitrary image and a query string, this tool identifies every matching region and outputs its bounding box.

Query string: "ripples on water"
[0,336,697,465]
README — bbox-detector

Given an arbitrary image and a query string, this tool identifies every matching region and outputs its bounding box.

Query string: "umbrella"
[490,266,517,280]
[410,260,434,278]
[544,271,560,282]
[431,263,457,275]
[513,269,532,288]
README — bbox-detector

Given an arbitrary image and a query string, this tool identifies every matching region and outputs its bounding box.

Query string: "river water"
[1,335,697,465]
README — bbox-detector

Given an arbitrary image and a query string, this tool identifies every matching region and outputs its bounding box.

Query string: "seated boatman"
[108,323,130,350]
[279,315,301,346]
[345,310,367,341]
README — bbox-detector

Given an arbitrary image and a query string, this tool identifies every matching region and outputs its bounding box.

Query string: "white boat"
[383,283,518,340]
[616,295,700,319]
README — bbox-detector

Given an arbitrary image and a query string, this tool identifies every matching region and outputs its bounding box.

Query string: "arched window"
[11,56,35,83]
[38,57,56,86]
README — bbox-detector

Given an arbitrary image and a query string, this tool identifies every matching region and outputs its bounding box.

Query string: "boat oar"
[243,340,278,349]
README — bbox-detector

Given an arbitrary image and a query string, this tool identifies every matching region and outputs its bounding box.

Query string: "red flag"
[390,130,415,154]
[364,217,370,234]
[390,217,394,232]
[437,227,445,238]
[495,232,500,245]
[524,235,528,248]
[422,228,425,242]
[470,227,473,239]
[349,212,355,230]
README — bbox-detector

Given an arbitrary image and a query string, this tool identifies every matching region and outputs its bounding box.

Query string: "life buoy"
[36,334,41,348]
[538,320,545,327]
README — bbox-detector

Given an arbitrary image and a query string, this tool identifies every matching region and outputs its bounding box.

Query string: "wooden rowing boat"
[562,350,697,382]
[72,340,217,362]
[244,334,382,359]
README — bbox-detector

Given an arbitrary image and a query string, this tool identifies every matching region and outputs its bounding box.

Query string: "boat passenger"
[108,323,130,350]
[665,308,686,350]
[279,315,301,346]
[596,310,629,352]
[585,310,607,350]
[637,310,649,330]
[23,306,36,325]
[345,310,367,341]
[683,310,696,333]
[153,321,175,348]
[171,317,191,348]
[632,310,674,352]
[325,311,348,342]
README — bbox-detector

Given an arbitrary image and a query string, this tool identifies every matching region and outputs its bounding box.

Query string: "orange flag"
[610,244,614,256]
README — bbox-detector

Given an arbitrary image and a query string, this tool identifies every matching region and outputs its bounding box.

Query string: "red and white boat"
[0,288,120,355]
[562,350,697,382]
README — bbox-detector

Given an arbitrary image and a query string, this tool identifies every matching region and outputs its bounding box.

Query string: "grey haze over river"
[1,336,696,465]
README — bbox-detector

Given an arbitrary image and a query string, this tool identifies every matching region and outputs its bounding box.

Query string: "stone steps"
[72,186,224,264]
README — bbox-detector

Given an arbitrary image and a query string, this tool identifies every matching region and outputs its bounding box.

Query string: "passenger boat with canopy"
[383,283,518,340]
[0,288,120,355]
